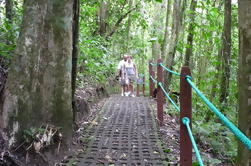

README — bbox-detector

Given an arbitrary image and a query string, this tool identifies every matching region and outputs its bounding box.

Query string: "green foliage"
[0,1,23,68]
[22,127,45,143]
[77,0,152,86]
[78,36,116,84]
[193,121,237,165]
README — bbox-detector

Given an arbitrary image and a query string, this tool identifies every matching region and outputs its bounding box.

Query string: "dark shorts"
[119,78,126,86]
[128,74,136,82]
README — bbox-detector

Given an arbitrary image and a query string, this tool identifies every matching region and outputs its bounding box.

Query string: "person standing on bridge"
[124,56,137,97]
[117,54,128,96]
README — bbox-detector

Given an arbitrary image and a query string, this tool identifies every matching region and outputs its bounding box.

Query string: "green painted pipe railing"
[158,82,180,112]
[185,77,251,150]
[150,75,157,84]
[150,62,251,165]
[150,63,158,66]
[182,117,204,166]
[159,63,181,77]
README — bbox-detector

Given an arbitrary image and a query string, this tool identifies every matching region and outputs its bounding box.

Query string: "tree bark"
[184,0,197,67]
[219,0,231,107]
[237,1,251,165]
[72,0,80,121]
[98,1,109,36]
[125,0,133,53]
[5,0,13,23]
[161,0,172,60]
[107,6,137,38]
[152,40,161,63]
[1,0,73,145]
[164,0,184,88]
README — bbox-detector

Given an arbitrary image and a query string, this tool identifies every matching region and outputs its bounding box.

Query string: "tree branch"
[106,4,138,38]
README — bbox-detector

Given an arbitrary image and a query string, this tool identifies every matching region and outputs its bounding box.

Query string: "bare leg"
[120,86,124,96]
[129,82,133,96]
[125,84,128,93]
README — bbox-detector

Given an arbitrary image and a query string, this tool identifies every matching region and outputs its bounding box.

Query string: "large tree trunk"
[0,0,73,145]
[184,0,197,67]
[151,1,165,62]
[161,0,172,60]
[125,0,133,53]
[164,0,184,88]
[237,1,251,165]
[99,1,109,36]
[72,0,80,120]
[219,0,231,108]
[152,40,161,63]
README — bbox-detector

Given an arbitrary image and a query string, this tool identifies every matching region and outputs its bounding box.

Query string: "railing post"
[180,66,192,166]
[149,61,154,97]
[136,83,139,97]
[157,59,164,126]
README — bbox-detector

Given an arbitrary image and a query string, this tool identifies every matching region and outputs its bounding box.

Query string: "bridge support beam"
[157,59,164,126]
[136,84,139,97]
[180,66,192,166]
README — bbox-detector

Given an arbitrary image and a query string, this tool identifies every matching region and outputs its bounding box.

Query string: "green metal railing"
[149,61,251,166]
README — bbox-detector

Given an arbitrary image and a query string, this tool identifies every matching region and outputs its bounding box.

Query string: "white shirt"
[117,60,127,70]
[118,60,127,79]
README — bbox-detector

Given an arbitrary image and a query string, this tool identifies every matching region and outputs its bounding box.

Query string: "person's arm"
[117,61,122,76]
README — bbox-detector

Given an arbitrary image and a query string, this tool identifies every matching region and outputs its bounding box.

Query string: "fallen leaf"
[105,155,113,162]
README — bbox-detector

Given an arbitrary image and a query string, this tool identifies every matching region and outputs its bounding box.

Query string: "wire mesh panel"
[77,96,168,166]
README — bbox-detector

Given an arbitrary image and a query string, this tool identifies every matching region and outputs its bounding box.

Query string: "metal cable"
[186,77,251,150]
[182,117,204,166]
[158,82,180,112]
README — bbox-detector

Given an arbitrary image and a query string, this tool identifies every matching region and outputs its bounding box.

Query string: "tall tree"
[164,0,185,88]
[184,0,197,66]
[72,0,80,119]
[161,0,172,60]
[125,0,133,53]
[152,40,161,62]
[5,0,13,23]
[151,2,164,62]
[209,1,224,101]
[1,0,73,144]
[237,1,251,165]
[97,1,109,36]
[219,0,232,107]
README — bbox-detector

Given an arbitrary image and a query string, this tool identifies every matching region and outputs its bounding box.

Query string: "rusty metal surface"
[77,96,168,166]
[157,59,164,126]
[180,67,192,166]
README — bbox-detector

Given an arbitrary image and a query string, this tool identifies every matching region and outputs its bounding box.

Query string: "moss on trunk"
[1,0,73,145]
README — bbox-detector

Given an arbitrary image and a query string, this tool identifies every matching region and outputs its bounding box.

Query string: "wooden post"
[136,84,139,97]
[149,61,154,97]
[157,59,164,126]
[180,66,192,166]
[142,76,145,96]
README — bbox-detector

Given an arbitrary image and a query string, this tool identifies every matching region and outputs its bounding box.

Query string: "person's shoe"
[125,92,130,97]
[131,94,135,97]
[121,93,124,96]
